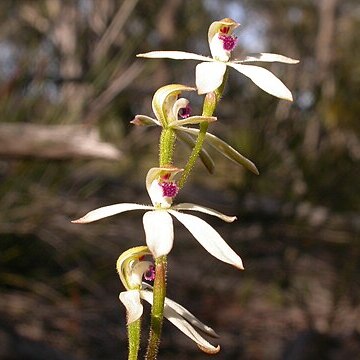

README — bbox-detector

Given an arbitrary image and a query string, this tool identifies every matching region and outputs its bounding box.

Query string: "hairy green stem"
[178,71,228,188]
[159,128,176,166]
[178,121,209,188]
[145,256,167,360]
[128,318,141,360]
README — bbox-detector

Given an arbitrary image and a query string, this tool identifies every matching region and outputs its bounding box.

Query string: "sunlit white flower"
[117,247,220,354]
[137,18,299,100]
[132,84,259,175]
[72,167,244,269]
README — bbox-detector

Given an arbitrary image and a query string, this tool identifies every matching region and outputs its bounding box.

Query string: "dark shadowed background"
[0,0,359,359]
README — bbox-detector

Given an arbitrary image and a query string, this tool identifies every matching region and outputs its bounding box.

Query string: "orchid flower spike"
[132,84,259,175]
[137,18,299,101]
[72,167,244,269]
[117,246,220,354]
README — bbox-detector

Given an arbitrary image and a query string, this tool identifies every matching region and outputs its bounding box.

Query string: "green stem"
[178,121,209,188]
[145,256,167,360]
[128,318,141,360]
[159,128,176,166]
[178,70,228,188]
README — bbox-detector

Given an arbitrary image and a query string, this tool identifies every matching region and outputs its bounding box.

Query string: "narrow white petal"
[143,211,174,258]
[172,203,236,223]
[137,51,211,62]
[71,203,153,223]
[196,62,227,95]
[228,63,294,101]
[119,290,143,324]
[140,290,220,354]
[169,210,244,269]
[235,52,299,64]
[164,297,219,338]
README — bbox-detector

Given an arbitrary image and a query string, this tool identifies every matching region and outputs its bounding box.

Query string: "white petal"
[172,203,236,223]
[71,203,153,223]
[143,211,174,258]
[196,62,227,95]
[137,51,211,62]
[228,63,294,101]
[169,210,244,269]
[235,52,299,64]
[140,290,220,354]
[119,290,143,324]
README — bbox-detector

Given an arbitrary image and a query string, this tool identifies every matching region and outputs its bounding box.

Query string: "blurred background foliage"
[0,0,359,359]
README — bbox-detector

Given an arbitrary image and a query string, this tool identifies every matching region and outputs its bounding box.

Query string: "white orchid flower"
[132,84,259,175]
[117,246,220,354]
[72,167,244,269]
[137,18,299,100]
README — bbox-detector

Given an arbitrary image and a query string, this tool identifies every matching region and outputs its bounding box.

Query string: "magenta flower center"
[160,181,178,198]
[179,105,191,119]
[218,34,237,52]
[144,264,155,281]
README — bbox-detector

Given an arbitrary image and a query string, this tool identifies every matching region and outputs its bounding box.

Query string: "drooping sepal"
[175,126,259,175]
[175,130,215,173]
[140,289,221,354]
[120,290,144,324]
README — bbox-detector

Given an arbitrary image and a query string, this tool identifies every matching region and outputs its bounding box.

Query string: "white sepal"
[173,126,259,175]
[164,296,219,338]
[137,51,211,62]
[140,290,220,354]
[71,203,153,223]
